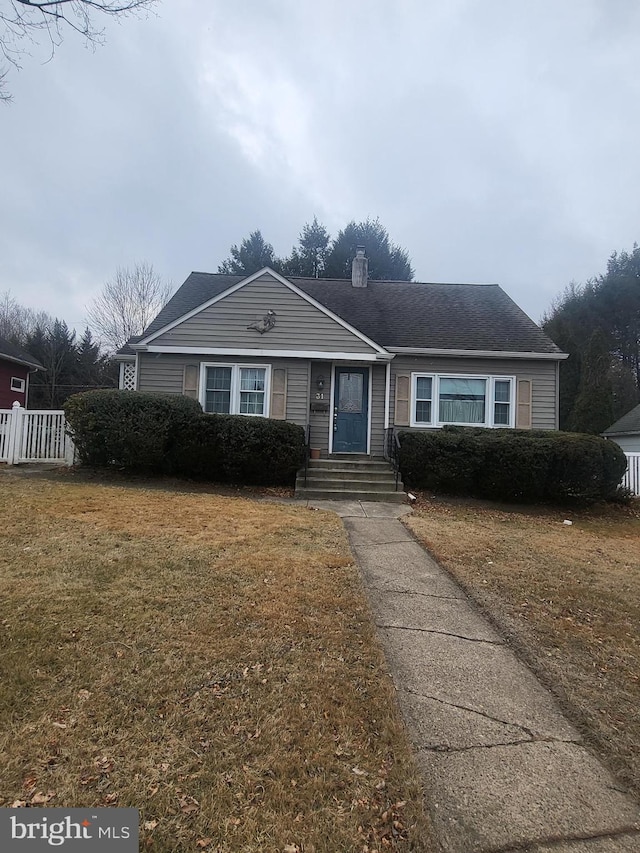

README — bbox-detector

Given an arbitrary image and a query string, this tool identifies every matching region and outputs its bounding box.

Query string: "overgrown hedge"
[64,390,306,486]
[397,426,628,504]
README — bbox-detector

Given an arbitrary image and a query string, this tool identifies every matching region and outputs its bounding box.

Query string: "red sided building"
[0,337,44,409]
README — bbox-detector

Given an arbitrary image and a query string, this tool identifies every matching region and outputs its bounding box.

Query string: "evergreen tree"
[218,231,281,275]
[26,321,77,408]
[568,331,614,434]
[74,328,118,393]
[282,217,330,278]
[324,218,414,281]
[543,250,640,431]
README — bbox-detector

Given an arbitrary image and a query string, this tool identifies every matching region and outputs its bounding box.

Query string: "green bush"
[397,426,627,504]
[64,390,306,486]
[177,413,306,486]
[64,390,202,472]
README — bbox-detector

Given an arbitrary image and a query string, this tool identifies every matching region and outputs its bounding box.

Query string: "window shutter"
[394,374,411,426]
[183,364,199,399]
[270,368,287,419]
[516,379,532,429]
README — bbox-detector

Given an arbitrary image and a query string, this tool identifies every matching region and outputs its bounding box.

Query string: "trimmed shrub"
[398,426,627,505]
[176,413,306,486]
[64,389,306,486]
[64,390,202,472]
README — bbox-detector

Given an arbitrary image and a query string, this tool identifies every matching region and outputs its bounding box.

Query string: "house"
[117,250,566,459]
[0,337,43,409]
[602,403,640,453]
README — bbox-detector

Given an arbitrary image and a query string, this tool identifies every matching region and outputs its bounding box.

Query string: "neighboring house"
[117,250,566,457]
[602,403,640,453]
[0,337,43,409]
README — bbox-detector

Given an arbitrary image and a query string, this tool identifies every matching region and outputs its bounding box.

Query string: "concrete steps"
[295,456,405,503]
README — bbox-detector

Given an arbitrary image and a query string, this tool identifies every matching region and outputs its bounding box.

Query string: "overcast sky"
[1,0,639,337]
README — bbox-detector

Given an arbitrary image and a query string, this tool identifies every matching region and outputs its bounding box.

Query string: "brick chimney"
[351,245,368,288]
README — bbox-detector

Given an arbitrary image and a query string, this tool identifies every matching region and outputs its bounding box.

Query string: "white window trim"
[10,377,26,393]
[409,373,516,429]
[199,363,271,417]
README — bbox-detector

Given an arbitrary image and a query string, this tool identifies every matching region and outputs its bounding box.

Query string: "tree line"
[218,217,414,281]
[0,292,117,409]
[542,245,640,433]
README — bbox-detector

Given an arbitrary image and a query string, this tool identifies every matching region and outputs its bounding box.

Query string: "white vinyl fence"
[623,453,640,496]
[0,402,74,466]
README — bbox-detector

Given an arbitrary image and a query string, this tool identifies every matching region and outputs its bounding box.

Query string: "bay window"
[202,364,269,416]
[410,373,514,428]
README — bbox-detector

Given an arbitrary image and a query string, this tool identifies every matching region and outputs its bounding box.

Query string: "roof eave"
[386,347,568,360]
[0,352,44,370]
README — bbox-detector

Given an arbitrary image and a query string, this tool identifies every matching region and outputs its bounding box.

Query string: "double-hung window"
[202,365,269,416]
[410,374,514,428]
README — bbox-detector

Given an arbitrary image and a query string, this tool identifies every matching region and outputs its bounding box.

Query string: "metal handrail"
[303,423,311,485]
[384,427,402,490]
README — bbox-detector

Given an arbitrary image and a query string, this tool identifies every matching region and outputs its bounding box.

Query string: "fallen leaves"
[178,794,199,815]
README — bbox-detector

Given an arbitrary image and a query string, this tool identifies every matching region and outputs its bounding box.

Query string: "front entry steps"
[295,455,405,503]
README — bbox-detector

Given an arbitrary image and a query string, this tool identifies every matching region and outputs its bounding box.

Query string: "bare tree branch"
[0,0,157,100]
[0,290,53,341]
[86,262,173,352]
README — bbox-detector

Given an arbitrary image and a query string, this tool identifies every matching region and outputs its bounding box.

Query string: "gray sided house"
[602,403,640,453]
[117,253,566,458]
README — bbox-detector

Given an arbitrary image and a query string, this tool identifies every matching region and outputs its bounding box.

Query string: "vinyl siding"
[150,273,378,355]
[370,364,386,455]
[137,353,310,428]
[309,362,331,453]
[389,356,558,430]
[608,436,640,453]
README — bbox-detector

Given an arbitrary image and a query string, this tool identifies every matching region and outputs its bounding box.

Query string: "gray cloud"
[1,0,639,333]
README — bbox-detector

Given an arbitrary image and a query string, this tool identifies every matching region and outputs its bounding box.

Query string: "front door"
[333,367,369,453]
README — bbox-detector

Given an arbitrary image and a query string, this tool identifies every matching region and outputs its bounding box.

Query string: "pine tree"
[218,231,281,275]
[282,217,330,278]
[324,218,414,281]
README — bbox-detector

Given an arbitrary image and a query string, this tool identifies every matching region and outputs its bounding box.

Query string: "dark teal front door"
[333,367,369,453]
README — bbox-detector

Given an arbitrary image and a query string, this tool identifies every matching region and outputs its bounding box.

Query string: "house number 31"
[315,392,324,400]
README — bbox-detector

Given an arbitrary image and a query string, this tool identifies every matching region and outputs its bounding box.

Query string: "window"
[205,366,232,413]
[410,374,514,428]
[493,379,511,426]
[439,377,486,424]
[202,365,269,416]
[414,376,433,423]
[10,377,25,393]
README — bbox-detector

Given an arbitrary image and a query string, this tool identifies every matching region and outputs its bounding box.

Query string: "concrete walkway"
[307,499,640,853]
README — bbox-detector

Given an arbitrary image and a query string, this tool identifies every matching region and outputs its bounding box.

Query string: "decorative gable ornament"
[247,309,277,334]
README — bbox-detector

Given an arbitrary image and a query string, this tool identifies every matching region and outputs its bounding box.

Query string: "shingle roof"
[603,403,640,437]
[0,337,44,370]
[122,270,562,356]
[291,278,561,353]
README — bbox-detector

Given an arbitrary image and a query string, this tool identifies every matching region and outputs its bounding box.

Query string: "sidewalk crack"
[380,624,502,645]
[367,586,462,600]
[400,687,536,740]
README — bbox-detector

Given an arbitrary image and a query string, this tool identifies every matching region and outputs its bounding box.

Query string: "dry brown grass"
[0,472,433,852]
[405,495,640,798]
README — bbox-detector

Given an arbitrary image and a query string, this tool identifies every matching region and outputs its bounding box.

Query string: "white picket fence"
[0,402,74,466]
[623,453,640,496]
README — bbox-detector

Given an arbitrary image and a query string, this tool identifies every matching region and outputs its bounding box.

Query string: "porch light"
[316,375,325,391]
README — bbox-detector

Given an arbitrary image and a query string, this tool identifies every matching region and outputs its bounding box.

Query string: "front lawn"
[0,473,433,852]
[405,496,640,799]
